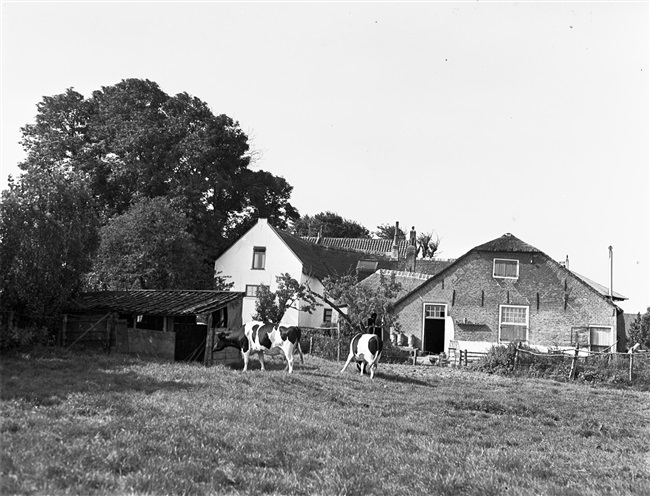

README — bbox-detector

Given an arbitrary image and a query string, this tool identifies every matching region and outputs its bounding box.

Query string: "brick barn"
[385,233,627,354]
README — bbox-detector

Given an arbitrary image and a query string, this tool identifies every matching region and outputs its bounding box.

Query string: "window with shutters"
[589,325,613,352]
[493,258,519,279]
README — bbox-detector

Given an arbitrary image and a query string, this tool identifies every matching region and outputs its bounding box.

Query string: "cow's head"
[213,327,248,352]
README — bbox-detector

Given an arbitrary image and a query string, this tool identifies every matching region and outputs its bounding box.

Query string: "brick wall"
[395,251,619,351]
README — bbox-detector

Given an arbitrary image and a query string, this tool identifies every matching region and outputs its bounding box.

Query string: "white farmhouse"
[214,218,398,327]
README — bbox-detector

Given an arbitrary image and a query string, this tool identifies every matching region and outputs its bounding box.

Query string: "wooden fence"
[513,345,649,382]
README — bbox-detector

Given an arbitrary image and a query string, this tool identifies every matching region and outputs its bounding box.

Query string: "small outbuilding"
[63,290,244,364]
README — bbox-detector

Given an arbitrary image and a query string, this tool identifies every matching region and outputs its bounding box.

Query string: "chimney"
[608,246,613,298]
[565,255,569,270]
[391,221,400,260]
[405,226,417,271]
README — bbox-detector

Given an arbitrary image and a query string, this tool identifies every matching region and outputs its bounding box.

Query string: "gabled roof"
[570,271,627,301]
[394,233,626,306]
[301,237,411,259]
[275,229,390,280]
[473,233,541,253]
[66,290,245,315]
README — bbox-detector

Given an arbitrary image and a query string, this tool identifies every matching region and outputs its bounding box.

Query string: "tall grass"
[1,348,649,495]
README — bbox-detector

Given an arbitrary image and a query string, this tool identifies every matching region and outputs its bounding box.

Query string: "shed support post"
[204,313,213,366]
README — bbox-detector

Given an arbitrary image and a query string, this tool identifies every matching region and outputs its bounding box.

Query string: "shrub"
[471,343,518,374]
[0,324,53,352]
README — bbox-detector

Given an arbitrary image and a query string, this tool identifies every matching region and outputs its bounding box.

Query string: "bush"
[471,343,518,374]
[0,324,53,352]
[381,342,413,364]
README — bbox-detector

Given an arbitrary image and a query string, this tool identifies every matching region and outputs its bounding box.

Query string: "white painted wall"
[214,219,338,328]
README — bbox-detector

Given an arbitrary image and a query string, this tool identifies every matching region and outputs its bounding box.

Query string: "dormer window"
[493,258,519,279]
[252,247,266,269]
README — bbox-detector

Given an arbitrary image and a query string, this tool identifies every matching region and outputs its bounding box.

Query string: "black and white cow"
[340,333,383,379]
[213,321,304,373]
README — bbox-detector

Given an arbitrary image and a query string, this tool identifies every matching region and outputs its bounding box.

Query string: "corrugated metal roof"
[66,290,245,315]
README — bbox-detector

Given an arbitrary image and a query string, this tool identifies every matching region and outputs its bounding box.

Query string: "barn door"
[423,304,446,354]
[174,323,207,361]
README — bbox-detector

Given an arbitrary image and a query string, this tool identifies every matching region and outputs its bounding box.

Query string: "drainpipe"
[608,246,613,299]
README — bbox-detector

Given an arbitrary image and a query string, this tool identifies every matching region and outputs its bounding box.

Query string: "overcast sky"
[1,1,648,314]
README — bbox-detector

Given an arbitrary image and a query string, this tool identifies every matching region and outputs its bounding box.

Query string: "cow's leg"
[242,350,250,372]
[340,352,355,373]
[369,351,381,379]
[258,351,266,371]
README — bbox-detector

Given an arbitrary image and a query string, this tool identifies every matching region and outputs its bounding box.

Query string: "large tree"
[88,197,213,290]
[0,169,99,317]
[292,211,370,238]
[18,79,299,258]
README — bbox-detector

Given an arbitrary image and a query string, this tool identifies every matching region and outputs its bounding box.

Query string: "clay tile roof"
[302,237,411,259]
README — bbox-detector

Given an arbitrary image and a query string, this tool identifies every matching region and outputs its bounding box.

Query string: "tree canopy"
[292,211,370,238]
[627,308,650,350]
[88,197,213,290]
[310,272,402,336]
[374,223,405,240]
[0,169,99,317]
[17,79,299,257]
[1,79,299,318]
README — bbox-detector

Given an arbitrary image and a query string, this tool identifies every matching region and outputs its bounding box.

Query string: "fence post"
[569,344,580,380]
[464,350,468,367]
[309,336,313,356]
[629,351,634,382]
[59,314,67,347]
[412,349,417,366]
[514,347,519,371]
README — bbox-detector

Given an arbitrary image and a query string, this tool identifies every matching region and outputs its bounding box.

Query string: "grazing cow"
[213,321,304,373]
[340,333,383,379]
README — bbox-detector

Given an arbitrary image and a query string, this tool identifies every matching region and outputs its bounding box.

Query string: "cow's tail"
[296,340,304,364]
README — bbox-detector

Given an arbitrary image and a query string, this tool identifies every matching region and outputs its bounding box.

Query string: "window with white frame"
[252,247,266,269]
[245,285,261,297]
[589,325,613,352]
[493,258,519,279]
[323,309,333,324]
[499,305,529,342]
[424,304,446,319]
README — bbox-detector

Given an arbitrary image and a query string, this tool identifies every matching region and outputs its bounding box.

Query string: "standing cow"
[340,333,383,379]
[213,321,304,373]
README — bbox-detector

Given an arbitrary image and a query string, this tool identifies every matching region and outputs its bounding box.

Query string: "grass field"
[1,349,649,496]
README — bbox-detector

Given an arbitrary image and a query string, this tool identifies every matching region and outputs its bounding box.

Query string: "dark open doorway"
[424,318,445,353]
[175,323,207,361]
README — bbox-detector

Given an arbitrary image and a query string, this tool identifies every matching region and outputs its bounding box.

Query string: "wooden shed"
[63,290,244,365]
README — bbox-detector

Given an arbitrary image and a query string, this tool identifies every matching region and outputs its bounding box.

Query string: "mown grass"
[1,349,649,496]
